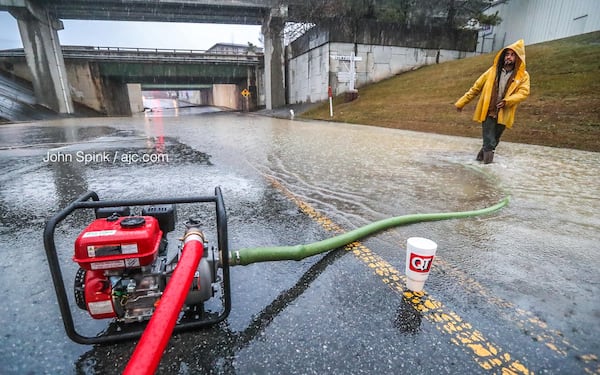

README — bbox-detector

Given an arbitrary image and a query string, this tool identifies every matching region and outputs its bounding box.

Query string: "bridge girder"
[98,61,253,85]
[30,0,281,25]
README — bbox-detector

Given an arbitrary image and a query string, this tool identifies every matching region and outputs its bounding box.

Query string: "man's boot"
[476,148,484,161]
[483,150,494,164]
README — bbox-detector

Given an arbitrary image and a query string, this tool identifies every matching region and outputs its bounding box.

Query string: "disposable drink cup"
[405,237,437,292]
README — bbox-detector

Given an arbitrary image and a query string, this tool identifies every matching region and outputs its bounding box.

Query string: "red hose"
[123,235,204,375]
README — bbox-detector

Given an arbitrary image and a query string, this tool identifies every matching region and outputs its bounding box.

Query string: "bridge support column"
[96,77,132,116]
[8,1,73,114]
[262,6,287,110]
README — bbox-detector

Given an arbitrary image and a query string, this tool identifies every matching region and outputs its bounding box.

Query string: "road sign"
[330,52,361,90]
[332,55,363,61]
[241,89,250,97]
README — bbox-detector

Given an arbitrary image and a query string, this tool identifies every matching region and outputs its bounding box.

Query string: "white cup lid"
[407,237,437,251]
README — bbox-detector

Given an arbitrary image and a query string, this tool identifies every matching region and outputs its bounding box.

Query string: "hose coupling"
[181,229,205,244]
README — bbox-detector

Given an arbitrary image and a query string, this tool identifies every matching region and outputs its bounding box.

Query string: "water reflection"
[1,112,598,374]
[142,99,226,118]
[143,112,165,153]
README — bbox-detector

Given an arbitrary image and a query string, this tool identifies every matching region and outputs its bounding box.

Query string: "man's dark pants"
[482,116,506,151]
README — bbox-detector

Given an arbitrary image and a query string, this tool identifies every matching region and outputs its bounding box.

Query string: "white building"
[478,0,600,53]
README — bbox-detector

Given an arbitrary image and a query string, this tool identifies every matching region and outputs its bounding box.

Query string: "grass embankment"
[302,31,600,152]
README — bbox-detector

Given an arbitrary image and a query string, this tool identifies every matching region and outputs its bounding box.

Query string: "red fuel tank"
[74,216,162,271]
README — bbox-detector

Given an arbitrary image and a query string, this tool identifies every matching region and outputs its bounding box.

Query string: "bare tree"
[282,0,503,43]
[444,0,503,29]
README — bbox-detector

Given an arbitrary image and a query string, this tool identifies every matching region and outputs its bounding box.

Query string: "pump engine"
[72,205,216,323]
[44,188,231,344]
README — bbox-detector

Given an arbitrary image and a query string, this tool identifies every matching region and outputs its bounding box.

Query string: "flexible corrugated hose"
[230,196,510,266]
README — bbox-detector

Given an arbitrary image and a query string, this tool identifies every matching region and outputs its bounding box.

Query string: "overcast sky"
[0,11,263,51]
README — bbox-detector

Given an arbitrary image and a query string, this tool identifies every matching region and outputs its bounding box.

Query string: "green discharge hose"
[231,196,510,266]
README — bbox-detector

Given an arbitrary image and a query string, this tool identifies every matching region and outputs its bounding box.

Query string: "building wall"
[478,0,600,52]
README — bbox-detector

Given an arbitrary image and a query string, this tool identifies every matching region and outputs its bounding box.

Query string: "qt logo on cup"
[405,237,437,292]
[409,253,434,273]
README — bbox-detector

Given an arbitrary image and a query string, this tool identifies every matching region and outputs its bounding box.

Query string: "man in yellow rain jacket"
[455,39,530,164]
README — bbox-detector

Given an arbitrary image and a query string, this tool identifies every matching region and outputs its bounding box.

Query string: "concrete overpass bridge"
[0,0,298,114]
[0,45,263,115]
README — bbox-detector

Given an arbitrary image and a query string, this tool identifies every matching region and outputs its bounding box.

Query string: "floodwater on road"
[0,110,598,374]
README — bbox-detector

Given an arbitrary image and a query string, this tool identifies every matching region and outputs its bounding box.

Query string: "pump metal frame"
[43,187,231,345]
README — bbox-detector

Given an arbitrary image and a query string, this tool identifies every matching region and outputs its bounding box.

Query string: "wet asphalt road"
[0,109,598,374]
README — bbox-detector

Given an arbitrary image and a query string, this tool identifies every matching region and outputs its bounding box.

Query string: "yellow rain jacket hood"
[455,39,530,128]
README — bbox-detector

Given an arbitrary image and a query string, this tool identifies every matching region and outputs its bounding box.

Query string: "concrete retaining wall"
[288,42,475,104]
[212,84,240,110]
[127,83,144,113]
[66,62,102,112]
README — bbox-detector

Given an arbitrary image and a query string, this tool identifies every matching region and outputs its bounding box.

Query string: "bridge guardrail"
[0,46,263,65]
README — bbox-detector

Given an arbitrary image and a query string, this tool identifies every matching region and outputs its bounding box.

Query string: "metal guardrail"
[0,46,263,64]
[61,46,209,54]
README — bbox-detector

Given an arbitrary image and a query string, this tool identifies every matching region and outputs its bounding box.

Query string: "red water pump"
[43,189,231,345]
[72,206,214,322]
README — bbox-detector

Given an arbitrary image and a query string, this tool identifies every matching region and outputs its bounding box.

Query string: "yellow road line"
[433,258,575,356]
[369,219,600,375]
[267,176,533,373]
